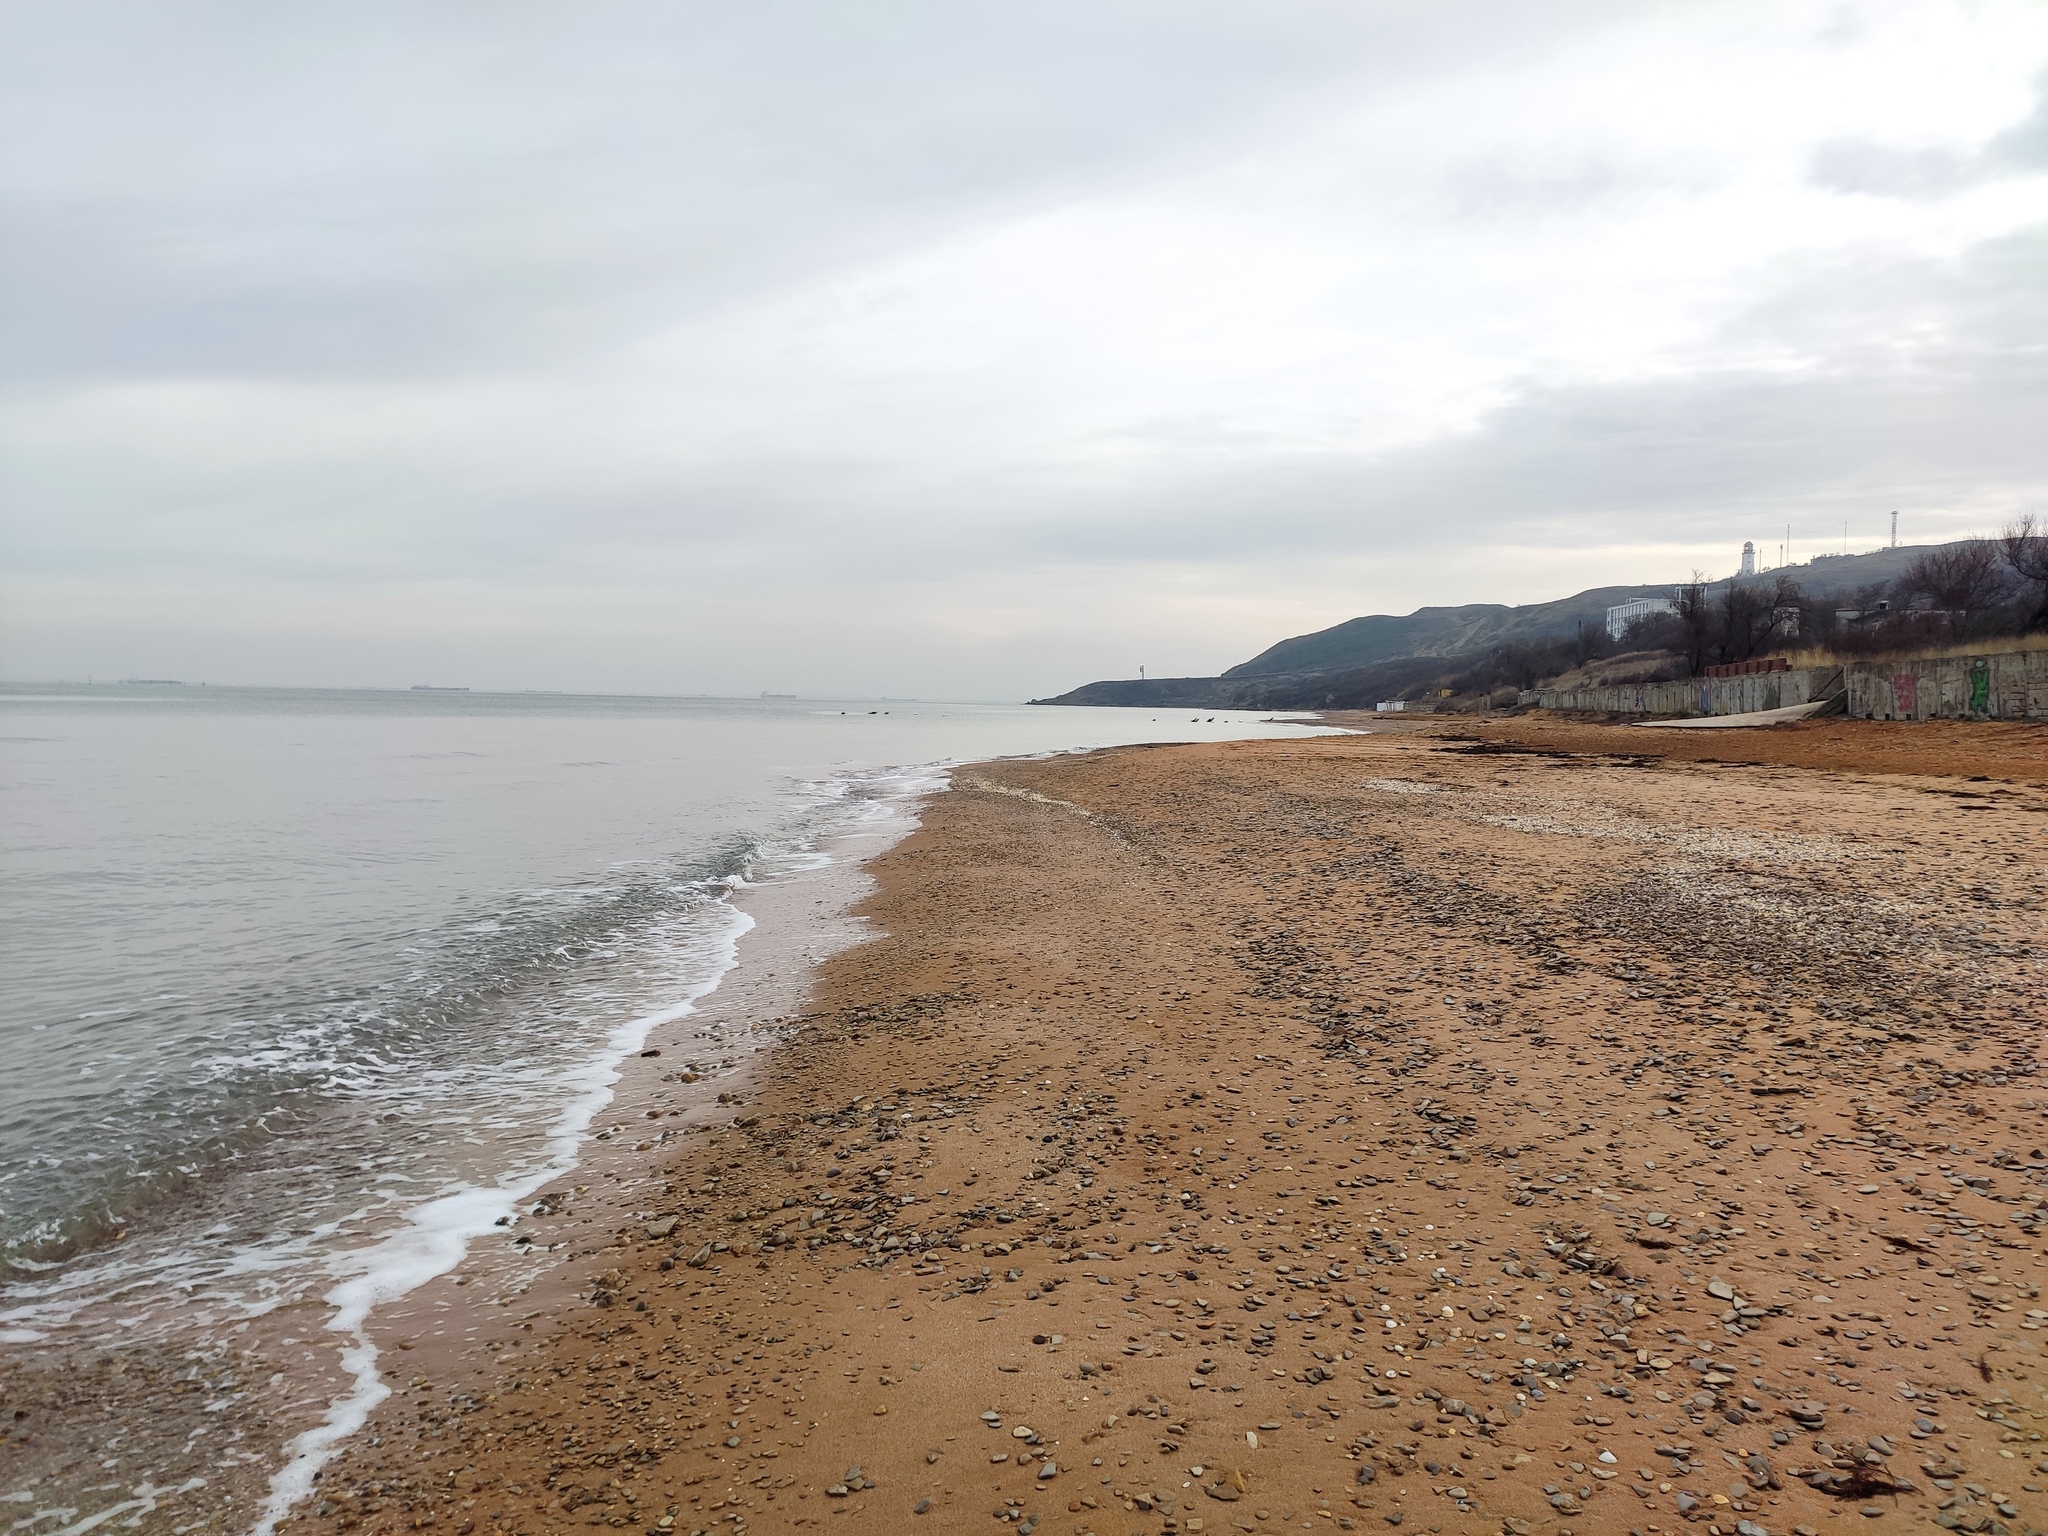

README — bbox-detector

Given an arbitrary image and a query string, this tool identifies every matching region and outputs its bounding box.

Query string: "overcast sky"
[3,1,2045,697]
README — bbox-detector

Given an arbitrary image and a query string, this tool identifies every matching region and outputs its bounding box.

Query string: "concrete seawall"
[1530,649,2047,719]
[1531,666,1839,717]
[1842,648,2048,721]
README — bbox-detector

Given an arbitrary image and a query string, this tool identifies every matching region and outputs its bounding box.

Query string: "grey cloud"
[22,222,2040,597]
[0,0,1635,385]
[1001,223,2048,564]
[1805,137,1979,199]
[4,3,2046,697]
[1988,70,2048,166]
[1440,147,1727,223]
[1806,66,2048,198]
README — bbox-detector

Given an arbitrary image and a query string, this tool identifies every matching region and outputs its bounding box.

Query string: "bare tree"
[1674,575,1714,676]
[1902,538,2012,634]
[1718,580,1769,663]
[1571,619,1607,668]
[1710,574,1801,663]
[2000,514,2048,631]
[1765,572,1806,644]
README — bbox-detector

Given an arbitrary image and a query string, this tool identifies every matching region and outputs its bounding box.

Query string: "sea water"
[0,684,1326,1526]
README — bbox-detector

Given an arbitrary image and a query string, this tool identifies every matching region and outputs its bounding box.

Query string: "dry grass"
[1540,647,1686,691]
[1782,630,2048,668]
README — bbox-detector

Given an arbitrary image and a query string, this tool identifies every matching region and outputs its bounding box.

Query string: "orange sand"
[294,728,2048,1536]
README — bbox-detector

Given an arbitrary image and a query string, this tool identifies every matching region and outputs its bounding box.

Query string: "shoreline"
[283,719,2045,1536]
[253,768,941,1528]
[0,766,938,1536]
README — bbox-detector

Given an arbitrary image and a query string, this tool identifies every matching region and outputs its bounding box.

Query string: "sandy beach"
[287,719,2046,1536]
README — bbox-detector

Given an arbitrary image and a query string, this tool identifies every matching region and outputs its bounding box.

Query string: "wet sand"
[0,796,922,1536]
[290,721,2046,1536]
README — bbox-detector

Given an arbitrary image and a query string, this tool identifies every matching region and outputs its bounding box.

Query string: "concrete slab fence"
[1527,649,2047,720]
[1842,648,2048,721]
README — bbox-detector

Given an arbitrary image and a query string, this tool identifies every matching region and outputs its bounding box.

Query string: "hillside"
[1036,653,1457,711]
[1035,542,1944,708]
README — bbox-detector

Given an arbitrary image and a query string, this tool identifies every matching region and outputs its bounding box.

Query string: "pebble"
[303,736,2041,1536]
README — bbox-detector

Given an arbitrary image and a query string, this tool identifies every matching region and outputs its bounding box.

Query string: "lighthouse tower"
[1740,540,1756,577]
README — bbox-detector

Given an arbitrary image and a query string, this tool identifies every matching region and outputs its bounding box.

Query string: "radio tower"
[1891,510,1898,548]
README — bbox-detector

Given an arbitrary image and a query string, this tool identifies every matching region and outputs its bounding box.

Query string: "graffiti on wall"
[1892,672,1918,718]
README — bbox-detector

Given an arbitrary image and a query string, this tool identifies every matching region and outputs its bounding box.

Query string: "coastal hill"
[1036,541,1941,709]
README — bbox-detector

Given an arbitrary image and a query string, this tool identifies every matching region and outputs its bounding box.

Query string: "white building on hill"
[1605,595,1679,641]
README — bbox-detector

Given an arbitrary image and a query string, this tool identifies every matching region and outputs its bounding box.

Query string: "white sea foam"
[251,901,754,1536]
[1,704,1321,1534]
[253,763,947,1534]
[29,1477,208,1536]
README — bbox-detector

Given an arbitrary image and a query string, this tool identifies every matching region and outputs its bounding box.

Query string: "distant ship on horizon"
[410,685,470,692]
[760,691,797,699]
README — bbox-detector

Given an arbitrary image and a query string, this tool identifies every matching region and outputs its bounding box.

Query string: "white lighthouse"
[1740,540,1756,577]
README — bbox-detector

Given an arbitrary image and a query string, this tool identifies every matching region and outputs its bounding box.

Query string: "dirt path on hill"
[294,730,2047,1536]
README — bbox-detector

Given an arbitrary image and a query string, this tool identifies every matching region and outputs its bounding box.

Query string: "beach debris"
[1800,1453,1914,1500]
[277,736,2043,1536]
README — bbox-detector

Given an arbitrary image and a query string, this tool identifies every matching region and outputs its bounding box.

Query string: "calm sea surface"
[0,685,1323,1350]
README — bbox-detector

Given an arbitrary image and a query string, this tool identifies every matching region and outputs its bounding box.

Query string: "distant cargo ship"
[120,678,183,685]
[410,685,470,692]
[760,692,797,698]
